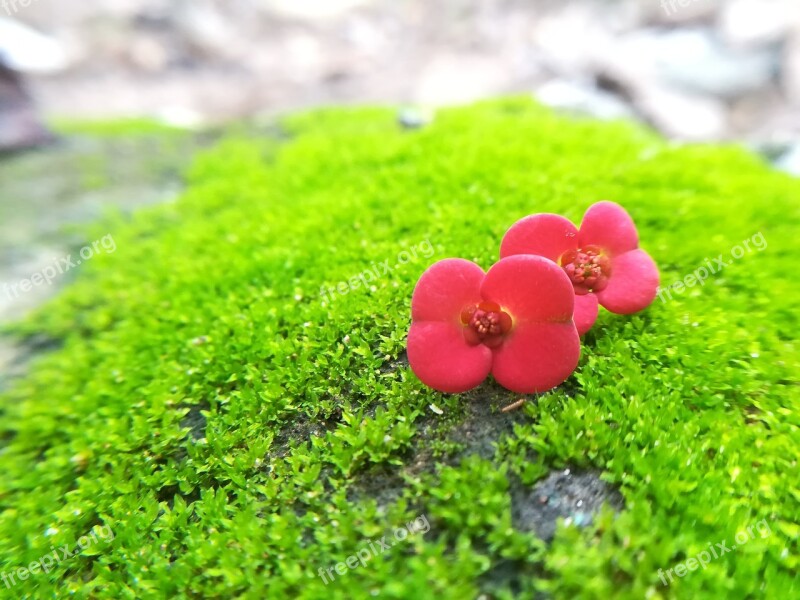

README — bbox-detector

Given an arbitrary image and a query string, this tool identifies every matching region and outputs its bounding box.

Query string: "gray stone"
[414,53,512,107]
[0,63,53,152]
[261,0,372,19]
[720,0,799,48]
[0,17,67,74]
[644,0,723,25]
[775,143,800,177]
[178,4,243,61]
[784,33,800,107]
[615,28,779,99]
[397,107,434,130]
[634,85,728,140]
[511,469,624,542]
[535,79,636,121]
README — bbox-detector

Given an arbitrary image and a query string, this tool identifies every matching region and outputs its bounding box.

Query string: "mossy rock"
[0,98,798,599]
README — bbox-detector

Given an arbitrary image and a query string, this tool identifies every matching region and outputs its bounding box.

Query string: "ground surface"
[0,99,798,598]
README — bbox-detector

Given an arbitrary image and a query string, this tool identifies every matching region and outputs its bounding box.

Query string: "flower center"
[460,301,513,348]
[560,245,611,295]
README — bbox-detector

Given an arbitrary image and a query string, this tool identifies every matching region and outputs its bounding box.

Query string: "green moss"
[1,97,798,598]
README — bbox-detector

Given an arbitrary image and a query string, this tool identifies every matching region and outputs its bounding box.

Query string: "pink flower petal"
[481,255,574,324]
[574,293,599,335]
[595,249,659,314]
[578,201,640,257]
[500,213,578,262]
[408,322,493,393]
[491,322,580,393]
[411,258,485,323]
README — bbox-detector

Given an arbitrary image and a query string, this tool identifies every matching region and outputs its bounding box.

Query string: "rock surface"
[512,468,624,542]
[0,63,52,152]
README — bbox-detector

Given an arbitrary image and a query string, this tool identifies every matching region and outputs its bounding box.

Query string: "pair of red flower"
[407,202,659,394]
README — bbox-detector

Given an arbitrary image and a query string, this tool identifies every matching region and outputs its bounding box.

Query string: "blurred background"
[1,0,799,377]
[4,0,800,142]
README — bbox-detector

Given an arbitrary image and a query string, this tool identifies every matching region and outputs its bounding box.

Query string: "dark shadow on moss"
[0,334,65,447]
[478,558,550,600]
[348,381,530,507]
[0,333,63,383]
[443,381,531,461]
[179,400,210,442]
[267,408,343,461]
[379,349,408,375]
[346,464,407,509]
[156,484,203,508]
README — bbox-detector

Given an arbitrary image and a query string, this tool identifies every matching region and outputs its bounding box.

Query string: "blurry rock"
[720,0,799,48]
[511,469,623,542]
[535,79,636,121]
[261,0,370,20]
[0,17,67,74]
[643,0,723,25]
[747,105,800,143]
[156,106,204,129]
[414,54,510,107]
[179,4,242,61]
[635,86,727,140]
[750,139,791,163]
[533,5,614,76]
[775,143,800,176]
[729,85,784,136]
[784,34,800,106]
[398,107,434,130]
[343,14,386,53]
[284,33,326,81]
[126,35,168,72]
[0,63,53,152]
[133,8,174,31]
[612,28,778,99]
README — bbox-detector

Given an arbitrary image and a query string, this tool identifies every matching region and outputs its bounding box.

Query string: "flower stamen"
[560,245,611,295]
[461,301,513,347]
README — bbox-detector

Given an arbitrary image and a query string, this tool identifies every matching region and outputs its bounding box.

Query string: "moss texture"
[1,98,798,599]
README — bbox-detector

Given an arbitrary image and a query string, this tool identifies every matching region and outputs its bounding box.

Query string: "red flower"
[407,255,580,394]
[500,201,659,335]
